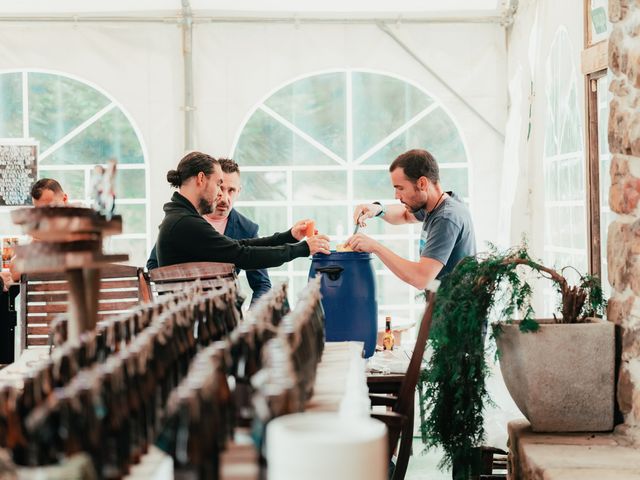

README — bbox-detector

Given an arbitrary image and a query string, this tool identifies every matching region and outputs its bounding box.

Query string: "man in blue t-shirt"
[345,148,476,289]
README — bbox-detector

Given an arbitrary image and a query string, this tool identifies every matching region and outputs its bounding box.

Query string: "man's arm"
[353,203,421,227]
[379,204,422,225]
[374,243,443,290]
[344,233,443,290]
[147,244,159,270]
[162,216,328,270]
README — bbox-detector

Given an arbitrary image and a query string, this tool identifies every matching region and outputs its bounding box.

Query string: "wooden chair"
[148,261,236,297]
[19,264,152,349]
[477,446,508,479]
[369,290,436,480]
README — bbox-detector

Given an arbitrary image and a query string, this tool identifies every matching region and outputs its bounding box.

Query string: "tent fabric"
[0,21,506,245]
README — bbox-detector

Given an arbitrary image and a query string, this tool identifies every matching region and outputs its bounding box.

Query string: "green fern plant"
[419,243,605,478]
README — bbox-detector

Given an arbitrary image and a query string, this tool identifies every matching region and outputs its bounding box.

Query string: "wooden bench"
[149,261,236,297]
[20,264,151,348]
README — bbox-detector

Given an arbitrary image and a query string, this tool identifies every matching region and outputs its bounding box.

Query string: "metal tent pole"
[181,0,195,151]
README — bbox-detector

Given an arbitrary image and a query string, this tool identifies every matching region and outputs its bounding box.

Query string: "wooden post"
[84,267,100,331]
[66,269,90,342]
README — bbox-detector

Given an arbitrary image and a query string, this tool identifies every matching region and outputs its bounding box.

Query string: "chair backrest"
[20,264,152,348]
[394,289,436,416]
[149,261,236,297]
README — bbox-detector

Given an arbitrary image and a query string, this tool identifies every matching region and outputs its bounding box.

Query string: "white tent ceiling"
[0,0,504,18]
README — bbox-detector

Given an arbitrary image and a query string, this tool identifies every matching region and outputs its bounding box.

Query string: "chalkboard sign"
[0,143,38,206]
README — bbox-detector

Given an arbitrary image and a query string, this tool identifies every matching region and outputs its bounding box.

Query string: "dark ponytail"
[167,151,219,188]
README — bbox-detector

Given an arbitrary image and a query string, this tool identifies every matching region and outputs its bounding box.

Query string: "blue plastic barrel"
[308,251,377,357]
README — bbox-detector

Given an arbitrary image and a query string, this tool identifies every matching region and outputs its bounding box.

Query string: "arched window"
[0,70,149,266]
[543,28,587,310]
[232,70,470,322]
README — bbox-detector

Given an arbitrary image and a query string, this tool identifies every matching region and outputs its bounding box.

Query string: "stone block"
[610,0,630,22]
[608,108,618,154]
[633,389,640,423]
[609,27,624,75]
[608,295,634,325]
[631,118,640,156]
[628,48,640,89]
[609,155,640,214]
[610,77,630,98]
[608,221,630,290]
[622,327,640,360]
[630,256,640,296]
[618,365,634,415]
[609,102,637,155]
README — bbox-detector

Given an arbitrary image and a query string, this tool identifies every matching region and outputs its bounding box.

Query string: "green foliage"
[419,243,606,477]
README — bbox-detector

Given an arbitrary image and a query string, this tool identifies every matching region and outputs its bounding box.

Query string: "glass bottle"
[382,316,394,351]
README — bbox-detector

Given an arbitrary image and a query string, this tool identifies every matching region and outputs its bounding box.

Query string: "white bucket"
[266,412,387,480]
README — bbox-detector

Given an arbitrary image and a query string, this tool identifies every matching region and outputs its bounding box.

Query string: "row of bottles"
[0,282,241,477]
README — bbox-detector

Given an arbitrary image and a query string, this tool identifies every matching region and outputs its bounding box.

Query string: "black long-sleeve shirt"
[156,192,309,269]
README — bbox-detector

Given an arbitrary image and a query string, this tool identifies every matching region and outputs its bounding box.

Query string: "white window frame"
[231,69,472,323]
[0,69,151,264]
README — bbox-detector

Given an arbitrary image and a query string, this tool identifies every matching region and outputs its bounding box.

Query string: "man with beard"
[155,151,330,271]
[147,158,272,305]
[345,148,476,289]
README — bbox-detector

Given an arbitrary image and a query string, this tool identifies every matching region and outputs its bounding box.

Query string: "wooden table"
[126,341,367,480]
[7,342,365,480]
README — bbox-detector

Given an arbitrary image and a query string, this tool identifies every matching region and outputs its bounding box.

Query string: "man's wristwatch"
[372,201,385,217]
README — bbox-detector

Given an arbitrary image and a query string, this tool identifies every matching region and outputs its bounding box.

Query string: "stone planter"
[495,319,615,432]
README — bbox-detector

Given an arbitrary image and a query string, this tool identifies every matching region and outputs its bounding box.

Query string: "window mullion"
[22,72,29,138]
[39,103,116,161]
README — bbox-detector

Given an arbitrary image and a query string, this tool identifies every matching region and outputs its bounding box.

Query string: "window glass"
[36,168,85,200]
[292,205,349,237]
[235,109,337,167]
[265,72,347,159]
[114,168,146,199]
[597,73,614,299]
[352,72,432,160]
[234,71,469,323]
[241,171,287,201]
[234,206,288,236]
[542,29,588,314]
[0,71,148,268]
[43,108,143,165]
[292,171,347,201]
[364,107,467,165]
[29,73,110,153]
[353,169,393,200]
[0,73,23,137]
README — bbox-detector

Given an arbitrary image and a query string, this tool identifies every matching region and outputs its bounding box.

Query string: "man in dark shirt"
[147,158,272,305]
[156,151,330,270]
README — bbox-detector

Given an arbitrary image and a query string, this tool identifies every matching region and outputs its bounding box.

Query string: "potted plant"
[418,243,609,478]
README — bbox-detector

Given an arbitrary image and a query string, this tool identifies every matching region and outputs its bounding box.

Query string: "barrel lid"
[311,251,372,260]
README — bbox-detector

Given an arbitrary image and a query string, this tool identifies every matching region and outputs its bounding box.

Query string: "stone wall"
[608,0,640,431]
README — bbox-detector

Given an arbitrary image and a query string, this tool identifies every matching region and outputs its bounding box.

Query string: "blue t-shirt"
[414,192,476,279]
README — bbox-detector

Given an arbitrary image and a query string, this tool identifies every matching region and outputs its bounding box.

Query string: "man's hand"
[291,219,315,241]
[353,203,383,228]
[344,233,380,253]
[305,234,331,255]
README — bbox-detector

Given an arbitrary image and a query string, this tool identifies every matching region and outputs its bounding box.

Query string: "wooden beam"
[582,41,608,75]
[584,0,591,48]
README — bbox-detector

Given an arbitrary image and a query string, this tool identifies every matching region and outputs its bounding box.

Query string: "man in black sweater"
[156,151,330,269]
